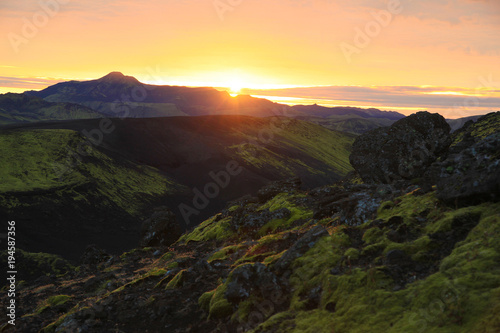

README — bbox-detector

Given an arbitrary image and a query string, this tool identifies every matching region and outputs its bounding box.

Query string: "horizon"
[1,0,499,118]
[2,70,498,119]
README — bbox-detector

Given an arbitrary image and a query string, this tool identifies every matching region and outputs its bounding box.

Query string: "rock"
[231,207,291,231]
[257,177,302,202]
[225,263,284,305]
[350,111,451,184]
[429,133,500,206]
[274,226,328,274]
[385,249,410,266]
[140,207,182,247]
[313,184,399,225]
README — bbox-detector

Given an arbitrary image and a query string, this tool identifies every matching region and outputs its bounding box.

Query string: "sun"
[227,77,245,95]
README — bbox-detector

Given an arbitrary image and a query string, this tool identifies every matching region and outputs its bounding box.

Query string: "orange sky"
[1,0,499,118]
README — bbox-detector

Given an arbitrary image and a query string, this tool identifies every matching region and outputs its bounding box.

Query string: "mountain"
[0,115,354,261]
[25,73,405,131]
[3,112,499,333]
[0,93,102,125]
[25,72,286,118]
[292,104,405,120]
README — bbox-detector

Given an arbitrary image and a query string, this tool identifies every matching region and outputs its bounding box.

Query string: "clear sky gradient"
[1,0,499,118]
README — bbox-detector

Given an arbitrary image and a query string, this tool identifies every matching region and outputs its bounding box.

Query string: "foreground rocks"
[350,111,451,184]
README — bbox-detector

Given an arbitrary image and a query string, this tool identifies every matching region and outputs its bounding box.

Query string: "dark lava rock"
[225,263,284,305]
[313,184,400,225]
[257,177,302,202]
[274,226,328,275]
[425,132,500,206]
[231,207,291,230]
[140,207,182,247]
[385,249,411,266]
[350,111,451,184]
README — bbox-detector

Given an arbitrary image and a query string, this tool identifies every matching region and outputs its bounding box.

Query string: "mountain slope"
[0,128,184,260]
[0,116,354,260]
[0,93,102,125]
[4,113,499,333]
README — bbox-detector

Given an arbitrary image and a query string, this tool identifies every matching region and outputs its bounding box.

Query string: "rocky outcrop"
[422,112,500,206]
[140,207,182,247]
[257,177,302,202]
[431,133,500,206]
[225,263,284,304]
[350,111,451,184]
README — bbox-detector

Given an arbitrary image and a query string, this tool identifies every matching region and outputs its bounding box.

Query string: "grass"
[0,128,180,216]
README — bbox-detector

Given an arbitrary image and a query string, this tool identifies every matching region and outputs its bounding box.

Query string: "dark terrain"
[1,111,499,333]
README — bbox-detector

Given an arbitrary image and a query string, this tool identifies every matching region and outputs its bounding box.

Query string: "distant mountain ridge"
[24,72,406,129]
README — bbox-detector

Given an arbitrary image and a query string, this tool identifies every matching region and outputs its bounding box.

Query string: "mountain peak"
[99,72,140,84]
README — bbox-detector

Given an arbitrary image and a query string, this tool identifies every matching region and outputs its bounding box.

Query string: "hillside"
[2,112,498,333]
[0,93,102,125]
[0,128,183,260]
[0,116,354,261]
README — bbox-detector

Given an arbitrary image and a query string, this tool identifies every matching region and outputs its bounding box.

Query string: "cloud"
[244,85,500,113]
[0,76,64,90]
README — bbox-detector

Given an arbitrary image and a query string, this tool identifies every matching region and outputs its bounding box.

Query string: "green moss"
[165,261,179,270]
[199,290,216,312]
[165,270,186,290]
[209,283,233,319]
[290,235,344,311]
[363,227,384,244]
[377,191,439,223]
[35,295,71,314]
[178,215,234,243]
[257,193,313,235]
[254,202,500,332]
[344,248,360,261]
[120,247,154,260]
[160,252,175,262]
[208,244,246,263]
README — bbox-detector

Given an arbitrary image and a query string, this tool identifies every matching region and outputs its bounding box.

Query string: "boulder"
[350,112,451,184]
[140,207,182,247]
[432,133,500,206]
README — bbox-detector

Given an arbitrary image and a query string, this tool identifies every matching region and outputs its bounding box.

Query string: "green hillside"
[0,93,102,125]
[0,128,183,260]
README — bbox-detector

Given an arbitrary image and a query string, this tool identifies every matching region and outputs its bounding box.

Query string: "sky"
[0,0,499,118]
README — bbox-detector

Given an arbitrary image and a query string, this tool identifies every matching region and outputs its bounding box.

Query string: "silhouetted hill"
[0,93,102,125]
[25,73,406,129]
